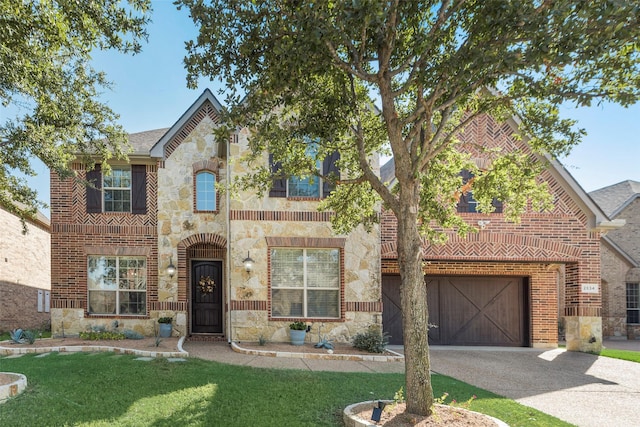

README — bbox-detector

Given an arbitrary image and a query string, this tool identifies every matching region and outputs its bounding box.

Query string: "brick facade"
[381,114,605,350]
[0,206,51,331]
[50,162,158,335]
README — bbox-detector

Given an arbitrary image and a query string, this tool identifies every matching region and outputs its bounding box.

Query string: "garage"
[382,275,529,346]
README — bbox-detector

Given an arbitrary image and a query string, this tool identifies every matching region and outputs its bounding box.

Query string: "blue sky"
[27,1,640,215]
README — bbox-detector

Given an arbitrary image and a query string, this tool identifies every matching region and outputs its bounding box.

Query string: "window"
[88,256,146,315]
[195,171,217,211]
[627,283,639,324]
[271,248,340,319]
[103,167,131,212]
[86,164,147,214]
[457,169,503,213]
[269,151,340,199]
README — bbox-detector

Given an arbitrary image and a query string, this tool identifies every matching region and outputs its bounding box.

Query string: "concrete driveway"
[428,345,640,427]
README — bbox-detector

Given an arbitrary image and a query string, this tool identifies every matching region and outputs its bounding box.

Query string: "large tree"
[0,0,151,224]
[180,0,640,416]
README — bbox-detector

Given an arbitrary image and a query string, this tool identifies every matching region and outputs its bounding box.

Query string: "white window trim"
[270,248,340,319]
[88,256,146,316]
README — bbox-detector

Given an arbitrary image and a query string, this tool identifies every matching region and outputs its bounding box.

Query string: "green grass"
[598,348,640,363]
[0,330,51,342]
[0,352,570,427]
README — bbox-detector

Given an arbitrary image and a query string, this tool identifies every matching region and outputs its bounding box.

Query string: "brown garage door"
[382,275,529,346]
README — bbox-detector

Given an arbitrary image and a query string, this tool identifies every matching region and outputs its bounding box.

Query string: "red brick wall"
[0,282,51,331]
[380,114,603,345]
[50,163,158,316]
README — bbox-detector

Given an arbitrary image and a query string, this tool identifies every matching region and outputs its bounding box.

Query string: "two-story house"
[50,89,380,342]
[50,89,613,351]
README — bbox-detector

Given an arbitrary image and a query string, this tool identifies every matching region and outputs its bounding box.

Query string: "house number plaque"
[581,283,599,294]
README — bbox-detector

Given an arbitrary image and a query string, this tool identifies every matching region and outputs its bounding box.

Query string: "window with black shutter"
[85,164,147,214]
[268,151,340,198]
[457,170,503,213]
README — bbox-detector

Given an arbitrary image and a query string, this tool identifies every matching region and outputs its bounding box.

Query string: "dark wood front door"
[191,260,223,334]
[382,275,528,346]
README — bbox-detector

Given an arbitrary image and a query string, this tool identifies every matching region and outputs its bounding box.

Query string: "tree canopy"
[180,0,640,416]
[0,0,151,225]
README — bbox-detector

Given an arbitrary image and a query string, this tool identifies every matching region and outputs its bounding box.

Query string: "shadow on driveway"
[428,343,640,427]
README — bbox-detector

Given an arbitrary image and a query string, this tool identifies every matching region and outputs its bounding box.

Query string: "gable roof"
[589,180,640,218]
[150,89,224,158]
[379,118,622,233]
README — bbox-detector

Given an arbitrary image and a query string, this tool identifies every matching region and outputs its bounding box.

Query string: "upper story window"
[87,256,146,316]
[86,164,147,214]
[457,169,503,214]
[195,171,217,211]
[103,167,131,212]
[269,150,340,199]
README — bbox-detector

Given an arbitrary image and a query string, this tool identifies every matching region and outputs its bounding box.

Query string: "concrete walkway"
[183,339,640,427]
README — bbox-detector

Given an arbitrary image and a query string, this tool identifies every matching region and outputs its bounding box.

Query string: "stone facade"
[0,206,51,331]
[50,90,381,343]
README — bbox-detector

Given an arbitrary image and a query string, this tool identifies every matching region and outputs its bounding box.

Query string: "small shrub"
[158,317,173,324]
[258,334,267,346]
[10,329,24,343]
[79,331,126,341]
[22,330,37,344]
[352,325,389,353]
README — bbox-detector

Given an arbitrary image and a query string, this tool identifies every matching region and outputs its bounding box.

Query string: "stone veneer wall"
[157,115,228,337]
[227,128,382,343]
[0,206,51,331]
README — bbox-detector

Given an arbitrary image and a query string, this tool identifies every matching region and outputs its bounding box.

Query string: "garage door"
[382,275,528,346]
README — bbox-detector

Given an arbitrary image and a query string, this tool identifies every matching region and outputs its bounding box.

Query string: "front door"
[191,260,223,334]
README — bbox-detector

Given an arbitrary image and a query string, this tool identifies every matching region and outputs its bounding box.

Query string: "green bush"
[79,331,126,341]
[352,325,389,353]
[123,329,144,340]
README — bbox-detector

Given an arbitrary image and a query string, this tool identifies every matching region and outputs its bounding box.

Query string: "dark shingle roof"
[589,180,640,217]
[128,128,170,155]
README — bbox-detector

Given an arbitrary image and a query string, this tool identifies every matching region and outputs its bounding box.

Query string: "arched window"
[195,171,216,211]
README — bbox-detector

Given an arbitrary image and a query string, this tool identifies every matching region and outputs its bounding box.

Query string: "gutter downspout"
[226,132,232,344]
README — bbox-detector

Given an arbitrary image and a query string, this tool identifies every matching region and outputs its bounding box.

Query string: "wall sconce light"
[242,251,255,273]
[167,256,176,278]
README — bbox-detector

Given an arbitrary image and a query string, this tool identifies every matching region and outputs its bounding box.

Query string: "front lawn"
[599,348,640,363]
[0,352,570,426]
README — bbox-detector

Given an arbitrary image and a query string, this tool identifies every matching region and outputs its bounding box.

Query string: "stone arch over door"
[176,233,227,304]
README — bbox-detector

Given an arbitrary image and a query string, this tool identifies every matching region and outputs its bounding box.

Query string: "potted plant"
[289,321,308,346]
[157,317,173,338]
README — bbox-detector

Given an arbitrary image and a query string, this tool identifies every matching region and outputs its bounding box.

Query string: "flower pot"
[289,329,306,346]
[159,323,172,338]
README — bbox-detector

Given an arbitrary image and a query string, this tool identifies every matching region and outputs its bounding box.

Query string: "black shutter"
[131,165,147,214]
[268,154,287,197]
[322,151,340,197]
[456,170,473,213]
[86,164,102,213]
[492,199,503,213]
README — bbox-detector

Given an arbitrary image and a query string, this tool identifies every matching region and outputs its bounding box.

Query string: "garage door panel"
[384,275,527,347]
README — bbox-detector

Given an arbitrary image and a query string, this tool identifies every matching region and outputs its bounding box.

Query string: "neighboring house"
[380,114,619,352]
[590,180,640,340]
[50,89,614,351]
[50,89,380,342]
[0,205,51,331]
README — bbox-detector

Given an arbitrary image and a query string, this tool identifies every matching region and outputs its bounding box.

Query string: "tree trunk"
[396,196,433,416]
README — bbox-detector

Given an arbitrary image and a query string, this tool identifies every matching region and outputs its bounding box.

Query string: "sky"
[24,1,640,217]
